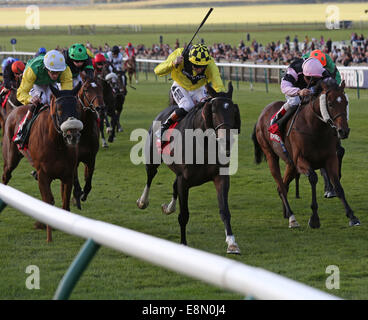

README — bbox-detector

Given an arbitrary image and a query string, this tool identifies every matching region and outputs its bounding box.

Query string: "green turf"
[0,75,367,300]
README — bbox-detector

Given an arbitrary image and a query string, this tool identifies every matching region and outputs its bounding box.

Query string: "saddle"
[14,104,48,151]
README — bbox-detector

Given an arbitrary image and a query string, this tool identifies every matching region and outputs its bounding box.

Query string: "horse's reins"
[78,87,103,113]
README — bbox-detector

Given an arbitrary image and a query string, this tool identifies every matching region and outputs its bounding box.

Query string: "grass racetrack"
[0,75,367,299]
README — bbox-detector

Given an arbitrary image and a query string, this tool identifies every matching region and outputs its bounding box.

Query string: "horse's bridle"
[78,86,103,113]
[52,95,78,134]
[312,89,347,132]
[208,97,233,132]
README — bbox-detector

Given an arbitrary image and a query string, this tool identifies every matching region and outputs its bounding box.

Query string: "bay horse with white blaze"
[252,78,360,228]
[137,82,242,254]
[2,84,84,242]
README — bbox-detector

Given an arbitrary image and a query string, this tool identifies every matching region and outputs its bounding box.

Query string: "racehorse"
[0,86,22,134]
[0,76,22,135]
[137,82,242,254]
[95,69,126,147]
[125,56,137,85]
[252,78,360,228]
[2,84,84,242]
[72,76,104,210]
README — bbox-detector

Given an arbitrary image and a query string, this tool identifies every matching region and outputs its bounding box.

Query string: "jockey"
[268,57,329,138]
[107,45,124,73]
[14,50,72,147]
[63,43,94,87]
[0,60,25,97]
[303,49,341,84]
[154,44,225,139]
[35,47,47,57]
[125,42,135,58]
[92,53,107,75]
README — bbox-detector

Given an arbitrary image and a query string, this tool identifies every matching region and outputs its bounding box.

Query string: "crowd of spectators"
[79,32,368,66]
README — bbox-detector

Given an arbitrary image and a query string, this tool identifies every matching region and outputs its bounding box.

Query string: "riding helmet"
[44,50,66,72]
[189,44,211,66]
[68,43,88,61]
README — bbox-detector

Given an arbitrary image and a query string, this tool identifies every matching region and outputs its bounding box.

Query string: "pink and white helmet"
[302,57,324,77]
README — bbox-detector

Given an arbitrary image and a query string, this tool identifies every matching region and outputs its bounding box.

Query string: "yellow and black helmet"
[189,44,211,66]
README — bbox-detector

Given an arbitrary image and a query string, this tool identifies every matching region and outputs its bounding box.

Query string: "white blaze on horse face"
[223,103,229,110]
[336,96,342,103]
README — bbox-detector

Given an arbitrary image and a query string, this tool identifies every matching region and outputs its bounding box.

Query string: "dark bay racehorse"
[95,69,126,147]
[137,82,242,254]
[73,77,104,210]
[252,78,360,228]
[2,84,84,242]
[125,56,137,85]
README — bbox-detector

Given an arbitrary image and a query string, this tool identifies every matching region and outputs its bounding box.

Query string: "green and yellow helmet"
[68,43,88,61]
[189,44,211,66]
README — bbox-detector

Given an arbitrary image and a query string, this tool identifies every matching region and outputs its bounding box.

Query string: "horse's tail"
[252,123,264,164]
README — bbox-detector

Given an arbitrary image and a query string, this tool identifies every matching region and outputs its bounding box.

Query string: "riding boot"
[13,105,35,147]
[268,107,295,136]
[155,108,188,140]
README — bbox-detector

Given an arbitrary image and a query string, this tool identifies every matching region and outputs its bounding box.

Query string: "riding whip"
[175,8,214,67]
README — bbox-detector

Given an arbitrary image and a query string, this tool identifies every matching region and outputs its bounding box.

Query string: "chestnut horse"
[252,78,360,228]
[2,84,84,242]
[125,56,137,85]
[137,82,242,254]
[73,77,104,210]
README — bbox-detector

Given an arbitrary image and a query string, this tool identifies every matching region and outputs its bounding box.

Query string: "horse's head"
[105,72,125,95]
[202,82,241,157]
[49,83,84,145]
[318,78,350,139]
[79,75,105,114]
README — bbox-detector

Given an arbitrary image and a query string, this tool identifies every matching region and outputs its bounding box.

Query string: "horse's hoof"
[34,221,46,230]
[161,203,176,215]
[308,218,320,229]
[81,192,87,202]
[118,127,123,132]
[30,170,38,181]
[227,244,241,254]
[108,136,114,143]
[349,218,361,227]
[288,219,300,228]
[136,199,148,209]
[324,190,337,198]
[102,142,108,148]
[72,197,82,210]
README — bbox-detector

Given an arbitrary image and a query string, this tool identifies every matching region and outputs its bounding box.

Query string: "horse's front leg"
[213,175,240,254]
[320,168,336,198]
[177,175,190,245]
[61,177,73,212]
[73,164,83,210]
[81,159,95,202]
[37,171,54,242]
[326,157,360,227]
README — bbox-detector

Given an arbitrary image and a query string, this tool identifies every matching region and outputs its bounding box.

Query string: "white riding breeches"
[171,81,208,112]
[29,83,57,105]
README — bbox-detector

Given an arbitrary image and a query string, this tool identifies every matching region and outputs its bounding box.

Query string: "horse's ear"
[227,81,233,99]
[340,80,345,91]
[205,84,217,98]
[202,101,213,129]
[49,84,60,98]
[72,81,82,96]
[234,104,241,134]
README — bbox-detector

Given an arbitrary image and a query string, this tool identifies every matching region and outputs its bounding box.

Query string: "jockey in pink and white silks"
[268,57,328,139]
